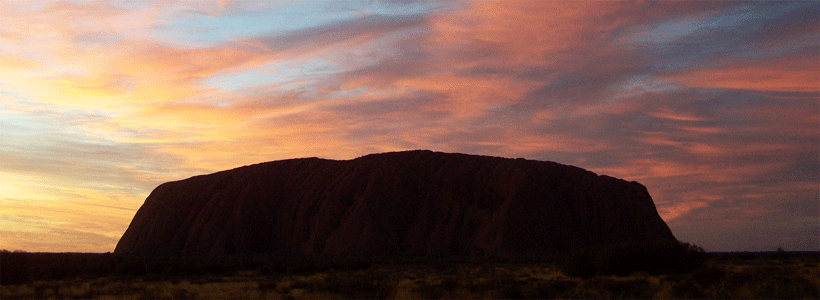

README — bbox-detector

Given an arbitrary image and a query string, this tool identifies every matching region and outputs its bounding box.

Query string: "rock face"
[115,150,675,257]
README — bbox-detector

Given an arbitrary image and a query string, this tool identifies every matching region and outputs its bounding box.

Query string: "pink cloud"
[668,56,819,92]
[659,200,709,221]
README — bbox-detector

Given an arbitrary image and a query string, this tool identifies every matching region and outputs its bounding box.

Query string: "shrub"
[562,248,597,278]
[321,272,393,299]
[497,279,578,299]
[563,240,706,277]
[575,277,657,299]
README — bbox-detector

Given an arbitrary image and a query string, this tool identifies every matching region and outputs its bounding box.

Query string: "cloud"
[0,55,37,70]
[271,2,819,248]
[665,55,818,92]
[620,2,819,93]
[254,13,429,52]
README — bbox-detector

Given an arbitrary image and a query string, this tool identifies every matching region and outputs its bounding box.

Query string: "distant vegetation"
[2,243,818,299]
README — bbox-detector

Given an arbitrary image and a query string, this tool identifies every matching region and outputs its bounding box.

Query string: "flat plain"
[1,251,817,299]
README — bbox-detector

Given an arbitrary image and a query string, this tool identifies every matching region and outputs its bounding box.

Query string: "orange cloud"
[0,55,36,70]
[0,189,140,252]
[434,1,620,64]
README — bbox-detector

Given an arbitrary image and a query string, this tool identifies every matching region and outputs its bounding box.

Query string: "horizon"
[1,0,817,253]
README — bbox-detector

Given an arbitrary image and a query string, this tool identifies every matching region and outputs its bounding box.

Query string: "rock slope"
[115,150,675,257]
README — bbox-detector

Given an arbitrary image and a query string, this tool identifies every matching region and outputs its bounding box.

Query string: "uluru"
[115,150,675,258]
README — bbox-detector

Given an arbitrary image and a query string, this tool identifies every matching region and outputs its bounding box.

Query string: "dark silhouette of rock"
[115,150,675,257]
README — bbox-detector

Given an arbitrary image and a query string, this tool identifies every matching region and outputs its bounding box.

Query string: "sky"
[0,0,817,253]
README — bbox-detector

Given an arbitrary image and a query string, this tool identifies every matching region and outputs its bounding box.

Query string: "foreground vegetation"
[2,247,817,299]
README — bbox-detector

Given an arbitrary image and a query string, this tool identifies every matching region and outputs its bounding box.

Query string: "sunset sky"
[1,0,817,253]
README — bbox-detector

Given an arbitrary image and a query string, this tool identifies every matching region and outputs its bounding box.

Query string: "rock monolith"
[115,150,675,257]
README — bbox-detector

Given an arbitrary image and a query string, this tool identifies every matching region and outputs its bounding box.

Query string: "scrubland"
[2,249,817,299]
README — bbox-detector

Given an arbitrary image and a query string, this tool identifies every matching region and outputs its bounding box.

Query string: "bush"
[563,240,706,277]
[562,248,597,278]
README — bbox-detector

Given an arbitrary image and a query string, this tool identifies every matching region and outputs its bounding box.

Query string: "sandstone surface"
[115,150,675,257]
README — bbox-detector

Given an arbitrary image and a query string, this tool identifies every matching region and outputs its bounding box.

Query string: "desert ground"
[2,250,817,299]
